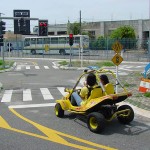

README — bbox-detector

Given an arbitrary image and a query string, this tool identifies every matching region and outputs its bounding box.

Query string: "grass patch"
[59,60,114,67]
[144,92,150,98]
[0,60,14,70]
[58,61,68,66]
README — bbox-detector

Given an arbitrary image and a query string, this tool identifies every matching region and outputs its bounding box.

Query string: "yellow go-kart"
[55,69,134,133]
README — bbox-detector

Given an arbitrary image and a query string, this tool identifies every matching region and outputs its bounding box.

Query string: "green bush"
[144,92,150,97]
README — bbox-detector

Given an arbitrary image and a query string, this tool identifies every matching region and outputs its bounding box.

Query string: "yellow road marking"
[0,108,117,150]
[18,60,38,66]
[32,61,38,66]
[0,116,11,129]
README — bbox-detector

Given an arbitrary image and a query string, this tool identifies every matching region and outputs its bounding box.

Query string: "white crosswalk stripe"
[1,90,13,102]
[23,89,32,101]
[44,66,49,69]
[57,87,68,96]
[16,66,21,70]
[1,88,62,103]
[26,66,30,69]
[35,66,40,69]
[40,88,54,100]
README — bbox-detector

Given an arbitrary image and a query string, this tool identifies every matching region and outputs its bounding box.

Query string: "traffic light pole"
[69,46,72,67]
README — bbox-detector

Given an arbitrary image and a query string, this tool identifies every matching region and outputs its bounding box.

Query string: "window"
[57,31,67,35]
[51,38,58,44]
[48,32,55,35]
[31,38,36,44]
[24,38,30,46]
[44,38,50,44]
[37,38,43,44]
[59,37,66,44]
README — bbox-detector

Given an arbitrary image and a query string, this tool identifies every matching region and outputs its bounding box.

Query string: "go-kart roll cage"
[71,68,128,95]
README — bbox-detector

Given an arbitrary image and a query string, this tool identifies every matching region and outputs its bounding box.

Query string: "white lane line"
[57,87,68,96]
[1,90,13,102]
[23,89,32,101]
[44,66,49,69]
[125,66,133,68]
[35,66,40,69]
[40,88,54,100]
[26,66,30,69]
[8,103,56,109]
[135,66,144,68]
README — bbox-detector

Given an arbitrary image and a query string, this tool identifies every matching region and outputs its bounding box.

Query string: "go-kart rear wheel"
[117,105,134,124]
[87,112,105,133]
[55,103,64,118]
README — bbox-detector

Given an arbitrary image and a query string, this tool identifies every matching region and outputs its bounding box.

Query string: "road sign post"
[111,41,123,93]
[7,42,12,66]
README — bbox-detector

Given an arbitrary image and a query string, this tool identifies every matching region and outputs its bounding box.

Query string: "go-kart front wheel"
[55,103,64,118]
[117,105,134,124]
[87,112,105,133]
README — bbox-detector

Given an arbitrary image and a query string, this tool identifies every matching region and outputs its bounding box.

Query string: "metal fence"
[0,38,150,62]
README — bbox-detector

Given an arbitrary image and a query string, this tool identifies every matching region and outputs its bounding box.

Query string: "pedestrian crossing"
[15,64,144,71]
[0,87,69,103]
[15,65,51,71]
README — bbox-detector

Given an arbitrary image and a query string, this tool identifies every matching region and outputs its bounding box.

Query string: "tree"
[110,26,136,39]
[110,26,137,49]
[67,22,80,35]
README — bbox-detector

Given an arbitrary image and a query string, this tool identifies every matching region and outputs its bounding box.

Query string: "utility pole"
[80,10,81,35]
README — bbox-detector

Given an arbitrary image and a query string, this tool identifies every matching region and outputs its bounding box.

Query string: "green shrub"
[144,92,150,97]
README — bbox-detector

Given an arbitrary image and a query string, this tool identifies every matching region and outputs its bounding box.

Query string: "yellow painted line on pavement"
[32,61,38,66]
[18,60,38,66]
[0,108,117,150]
[0,116,11,129]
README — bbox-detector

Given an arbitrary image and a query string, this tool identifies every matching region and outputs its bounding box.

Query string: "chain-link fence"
[0,38,150,62]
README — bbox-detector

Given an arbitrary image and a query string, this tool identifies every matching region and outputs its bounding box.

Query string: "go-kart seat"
[87,86,103,101]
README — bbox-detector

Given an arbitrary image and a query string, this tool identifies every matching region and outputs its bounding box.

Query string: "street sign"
[13,10,30,35]
[112,41,123,53]
[7,42,12,47]
[44,45,49,52]
[112,53,123,66]
[7,43,13,52]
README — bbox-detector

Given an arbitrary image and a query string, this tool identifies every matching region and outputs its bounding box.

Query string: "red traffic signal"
[69,34,74,46]
[39,20,48,36]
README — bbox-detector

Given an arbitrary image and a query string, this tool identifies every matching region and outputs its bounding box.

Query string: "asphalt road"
[0,58,149,150]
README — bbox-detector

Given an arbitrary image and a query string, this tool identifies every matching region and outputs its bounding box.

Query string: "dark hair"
[100,74,109,85]
[86,73,96,87]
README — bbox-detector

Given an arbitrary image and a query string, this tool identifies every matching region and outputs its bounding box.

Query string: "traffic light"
[39,20,48,36]
[0,35,4,46]
[0,21,6,46]
[0,21,6,35]
[69,34,74,46]
[19,18,25,33]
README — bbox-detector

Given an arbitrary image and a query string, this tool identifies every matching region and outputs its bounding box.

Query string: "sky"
[0,0,149,31]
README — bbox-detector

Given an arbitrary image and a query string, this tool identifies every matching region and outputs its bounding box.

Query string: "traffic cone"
[139,78,150,93]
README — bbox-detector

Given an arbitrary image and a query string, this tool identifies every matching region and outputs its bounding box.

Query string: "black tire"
[87,112,105,133]
[117,105,134,124]
[55,103,64,118]
[31,49,36,55]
